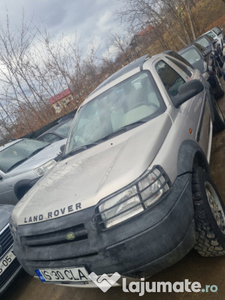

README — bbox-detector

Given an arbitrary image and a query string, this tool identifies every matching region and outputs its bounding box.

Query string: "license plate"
[0,248,16,275]
[36,267,89,283]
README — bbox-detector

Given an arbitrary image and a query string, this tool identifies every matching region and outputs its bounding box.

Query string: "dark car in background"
[36,118,73,144]
[178,43,224,99]
[0,205,21,295]
[194,34,224,70]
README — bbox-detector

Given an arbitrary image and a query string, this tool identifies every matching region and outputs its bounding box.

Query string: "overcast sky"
[0,0,125,57]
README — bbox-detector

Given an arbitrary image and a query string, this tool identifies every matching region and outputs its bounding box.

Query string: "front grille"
[0,259,21,291]
[0,225,13,255]
[21,224,88,247]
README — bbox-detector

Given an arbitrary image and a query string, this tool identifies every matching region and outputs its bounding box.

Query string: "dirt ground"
[3,78,225,300]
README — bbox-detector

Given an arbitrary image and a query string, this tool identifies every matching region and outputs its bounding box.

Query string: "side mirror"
[60,144,65,153]
[55,145,65,162]
[173,80,204,108]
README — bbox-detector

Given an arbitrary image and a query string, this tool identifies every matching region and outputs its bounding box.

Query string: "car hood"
[7,139,65,177]
[0,204,14,229]
[12,113,172,225]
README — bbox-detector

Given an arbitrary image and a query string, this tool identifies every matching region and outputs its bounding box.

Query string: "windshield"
[212,27,221,35]
[196,37,210,48]
[207,31,216,39]
[65,71,166,156]
[179,47,204,73]
[54,119,73,137]
[0,139,49,173]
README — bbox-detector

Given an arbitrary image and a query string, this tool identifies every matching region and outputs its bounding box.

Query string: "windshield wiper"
[7,158,28,172]
[28,146,48,158]
[98,120,147,142]
[63,120,146,159]
[63,143,98,159]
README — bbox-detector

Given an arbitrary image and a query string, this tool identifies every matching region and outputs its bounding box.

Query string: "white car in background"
[205,27,224,51]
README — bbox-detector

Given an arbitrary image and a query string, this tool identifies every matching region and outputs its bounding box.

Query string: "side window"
[156,60,185,97]
[166,56,192,77]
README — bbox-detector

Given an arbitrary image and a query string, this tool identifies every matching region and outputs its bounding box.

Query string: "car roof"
[90,54,150,95]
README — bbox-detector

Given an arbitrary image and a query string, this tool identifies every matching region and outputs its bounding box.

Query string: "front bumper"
[13,173,195,284]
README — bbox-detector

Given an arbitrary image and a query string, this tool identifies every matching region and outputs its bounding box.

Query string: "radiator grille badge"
[66,232,76,241]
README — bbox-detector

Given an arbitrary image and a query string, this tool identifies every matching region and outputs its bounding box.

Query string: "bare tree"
[115,0,200,51]
[0,13,91,138]
[108,32,135,63]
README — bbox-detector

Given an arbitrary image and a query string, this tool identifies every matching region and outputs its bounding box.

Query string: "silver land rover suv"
[10,52,225,287]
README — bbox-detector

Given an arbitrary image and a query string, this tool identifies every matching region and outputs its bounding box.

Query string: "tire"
[193,167,225,257]
[213,74,224,99]
[212,96,225,132]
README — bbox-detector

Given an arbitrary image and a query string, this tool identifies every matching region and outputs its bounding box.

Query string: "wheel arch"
[14,179,37,200]
[177,140,210,176]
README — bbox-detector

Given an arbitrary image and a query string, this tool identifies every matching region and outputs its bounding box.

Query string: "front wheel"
[193,167,225,257]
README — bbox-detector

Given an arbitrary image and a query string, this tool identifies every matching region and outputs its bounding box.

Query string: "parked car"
[36,119,73,144]
[178,43,224,99]
[204,27,224,51]
[194,34,224,69]
[0,205,21,295]
[57,112,76,123]
[0,138,65,204]
[10,52,225,287]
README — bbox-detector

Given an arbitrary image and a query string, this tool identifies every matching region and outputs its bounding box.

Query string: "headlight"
[96,166,170,229]
[33,160,56,177]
